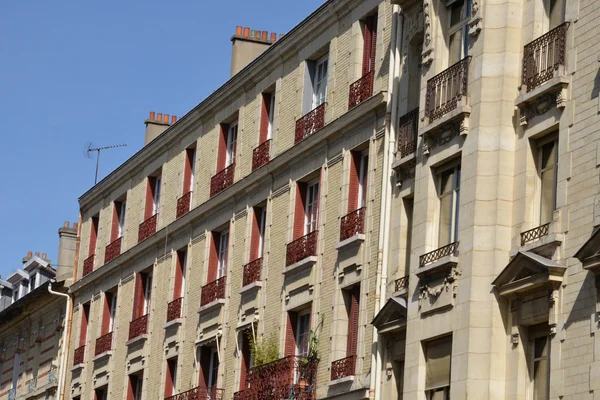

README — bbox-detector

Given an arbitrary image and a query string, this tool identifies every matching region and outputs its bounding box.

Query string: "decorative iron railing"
[419,242,459,267]
[295,103,327,144]
[348,71,374,110]
[395,275,409,292]
[167,297,183,322]
[331,355,356,380]
[242,258,262,287]
[522,22,569,92]
[200,276,226,307]
[73,345,85,365]
[340,208,366,242]
[176,191,192,219]
[138,213,158,242]
[104,237,122,264]
[82,254,95,277]
[286,231,319,266]
[398,108,419,158]
[8,388,16,400]
[233,356,318,400]
[521,223,550,246]
[165,386,224,400]
[210,164,235,197]
[128,314,148,340]
[425,57,471,122]
[252,140,271,170]
[94,332,112,356]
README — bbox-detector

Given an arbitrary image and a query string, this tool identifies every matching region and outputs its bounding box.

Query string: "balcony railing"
[177,191,192,219]
[210,164,235,197]
[73,345,85,365]
[348,71,374,110]
[233,356,318,400]
[398,108,419,158]
[200,276,226,307]
[295,103,326,144]
[252,140,271,170]
[286,231,318,266]
[419,242,459,267]
[425,57,471,123]
[331,355,356,380]
[94,332,112,356]
[8,388,16,400]
[395,275,409,292]
[165,386,224,400]
[139,213,158,242]
[340,207,366,242]
[242,258,262,287]
[128,314,148,340]
[522,22,569,92]
[104,237,122,264]
[521,223,550,246]
[82,254,95,277]
[167,297,183,322]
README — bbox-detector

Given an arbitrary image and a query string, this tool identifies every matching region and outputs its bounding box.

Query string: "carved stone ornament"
[421,0,434,66]
[418,266,462,309]
[422,123,461,155]
[519,91,563,126]
[396,159,416,186]
[468,0,482,37]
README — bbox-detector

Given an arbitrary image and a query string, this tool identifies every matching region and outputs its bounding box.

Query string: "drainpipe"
[48,280,72,400]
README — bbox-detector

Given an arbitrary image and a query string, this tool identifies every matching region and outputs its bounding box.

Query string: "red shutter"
[208,232,221,282]
[217,124,229,172]
[285,311,298,357]
[101,293,112,335]
[79,303,90,347]
[126,376,134,400]
[250,207,262,261]
[174,250,184,300]
[240,330,252,390]
[110,202,120,242]
[362,17,372,76]
[89,216,98,257]
[294,183,307,240]
[348,152,361,212]
[259,93,272,144]
[198,347,211,389]
[369,16,378,74]
[132,273,144,319]
[164,359,175,398]
[346,286,360,356]
[144,177,156,220]
[183,148,194,195]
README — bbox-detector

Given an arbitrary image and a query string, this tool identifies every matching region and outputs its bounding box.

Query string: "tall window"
[268,94,275,139]
[530,332,549,400]
[89,215,99,257]
[538,136,558,225]
[101,292,117,335]
[344,286,360,360]
[152,176,161,216]
[260,92,276,143]
[112,200,127,240]
[313,56,329,108]
[175,249,187,300]
[258,208,267,258]
[362,14,378,76]
[165,358,178,398]
[447,0,471,64]
[94,387,108,400]
[217,231,229,279]
[29,274,36,292]
[128,374,143,400]
[183,147,196,195]
[226,123,238,167]
[208,348,219,388]
[199,346,220,390]
[108,293,117,332]
[425,337,452,400]
[11,353,20,391]
[438,164,461,247]
[239,329,253,390]
[296,311,311,356]
[547,0,565,31]
[305,181,320,234]
[80,303,90,348]
[143,273,152,316]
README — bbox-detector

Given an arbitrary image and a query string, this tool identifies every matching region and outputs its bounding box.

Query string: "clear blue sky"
[0,0,323,278]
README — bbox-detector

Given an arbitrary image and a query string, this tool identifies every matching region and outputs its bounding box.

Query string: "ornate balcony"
[200,276,226,307]
[73,345,85,365]
[94,332,112,356]
[331,355,356,380]
[242,258,262,287]
[252,140,271,170]
[167,297,183,322]
[398,108,419,158]
[295,103,326,144]
[522,22,569,92]
[139,213,158,243]
[340,208,366,242]
[210,164,235,197]
[419,242,459,267]
[395,275,409,292]
[104,237,122,264]
[348,71,374,110]
[177,191,192,219]
[521,223,550,246]
[286,231,318,266]
[233,356,318,400]
[165,386,224,400]
[82,254,95,277]
[425,57,471,123]
[128,314,148,340]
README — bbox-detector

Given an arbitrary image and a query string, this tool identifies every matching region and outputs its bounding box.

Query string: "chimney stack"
[144,111,178,146]
[230,26,281,77]
[57,221,78,284]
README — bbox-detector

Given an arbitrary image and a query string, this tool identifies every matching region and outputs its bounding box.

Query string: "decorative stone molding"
[395,159,416,186]
[422,0,433,66]
[518,90,565,126]
[418,266,461,309]
[468,0,482,37]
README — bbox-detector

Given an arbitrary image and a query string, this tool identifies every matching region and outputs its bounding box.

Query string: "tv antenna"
[86,143,128,184]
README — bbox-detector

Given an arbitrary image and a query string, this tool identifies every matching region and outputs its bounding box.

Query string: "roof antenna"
[86,143,128,184]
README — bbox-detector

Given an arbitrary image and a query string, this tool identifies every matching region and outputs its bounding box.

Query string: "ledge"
[329,375,355,386]
[416,255,459,279]
[126,334,149,347]
[419,104,471,137]
[510,233,564,258]
[515,75,569,108]
[335,234,365,250]
[70,363,85,372]
[282,256,318,274]
[92,351,112,363]
[239,281,263,294]
[392,151,416,170]
[164,319,182,329]
[198,298,226,313]
[26,380,58,398]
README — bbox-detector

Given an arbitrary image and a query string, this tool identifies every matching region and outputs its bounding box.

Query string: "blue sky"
[0,0,323,278]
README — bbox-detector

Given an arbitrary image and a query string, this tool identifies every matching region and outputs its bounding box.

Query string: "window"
[217,231,229,279]
[547,0,565,30]
[447,0,471,64]
[305,181,320,235]
[144,175,161,220]
[239,329,253,390]
[260,92,276,144]
[425,336,452,400]
[344,286,360,359]
[199,346,220,390]
[11,352,20,391]
[530,332,549,400]
[101,292,117,335]
[89,215,99,256]
[183,147,196,195]
[80,303,90,347]
[438,164,461,247]
[362,14,378,75]
[537,136,558,225]
[349,150,369,212]
[165,358,178,398]
[108,293,117,332]
[95,386,108,400]
[175,249,187,300]
[128,374,143,400]
[143,274,152,316]
[268,94,275,139]
[208,348,219,388]
[313,56,329,108]
[152,176,161,215]
[226,123,238,167]
[29,274,36,292]
[296,311,311,356]
[258,208,267,258]
[112,200,127,240]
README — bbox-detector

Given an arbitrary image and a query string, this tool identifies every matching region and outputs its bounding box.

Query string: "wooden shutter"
[89,216,99,257]
[110,202,121,242]
[285,311,298,357]
[79,303,90,347]
[132,273,144,319]
[144,177,156,220]
[250,207,262,261]
[348,151,361,212]
[294,183,307,240]
[216,124,229,172]
[240,329,252,390]
[259,93,272,144]
[174,250,185,300]
[183,148,194,194]
[207,232,221,282]
[127,375,137,400]
[363,16,378,75]
[101,293,112,335]
[346,286,360,356]
[198,347,211,389]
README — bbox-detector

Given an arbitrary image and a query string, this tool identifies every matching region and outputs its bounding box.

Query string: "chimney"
[230,26,280,77]
[144,111,178,146]
[22,251,33,265]
[56,221,78,285]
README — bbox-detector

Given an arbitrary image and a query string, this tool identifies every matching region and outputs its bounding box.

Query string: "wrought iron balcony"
[210,164,235,197]
[295,103,326,144]
[522,22,569,92]
[200,276,226,307]
[340,207,366,242]
[348,71,374,110]
[331,355,356,380]
[104,237,122,264]
[286,231,318,266]
[129,314,148,340]
[177,191,192,219]
[82,254,95,277]
[419,242,459,267]
[252,140,271,170]
[165,386,224,400]
[242,258,262,287]
[395,275,409,292]
[398,108,419,158]
[73,345,85,365]
[425,57,471,123]
[94,332,112,356]
[167,297,183,322]
[139,213,158,242]
[521,223,550,246]
[233,356,318,400]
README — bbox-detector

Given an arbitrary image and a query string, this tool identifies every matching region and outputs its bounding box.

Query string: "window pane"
[535,336,548,359]
[425,337,452,390]
[448,32,462,65]
[549,0,565,30]
[540,168,556,224]
[440,170,454,195]
[541,141,556,170]
[450,1,465,26]
[439,194,452,246]
[533,358,548,400]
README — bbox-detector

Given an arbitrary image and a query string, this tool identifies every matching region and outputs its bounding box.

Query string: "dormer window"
[29,274,36,292]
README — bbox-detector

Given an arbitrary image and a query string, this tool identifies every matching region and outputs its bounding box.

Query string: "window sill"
[392,150,416,170]
[416,255,459,279]
[329,375,355,386]
[282,256,317,275]
[516,74,569,127]
[126,334,149,347]
[335,234,365,250]
[420,104,471,139]
[239,281,263,294]
[92,350,112,363]
[70,363,85,372]
[197,298,226,313]
[164,319,182,330]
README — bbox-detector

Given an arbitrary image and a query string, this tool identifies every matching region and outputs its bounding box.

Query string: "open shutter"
[183,148,194,194]
[363,16,378,75]
[348,152,361,212]
[144,177,156,220]
[127,375,135,400]
[207,232,221,282]
[101,293,112,335]
[369,16,378,74]
[294,183,307,240]
[240,330,252,390]
[132,273,144,319]
[110,202,120,242]
[216,124,229,172]
[89,216,98,257]
[347,286,360,356]
[259,93,272,144]
[174,251,184,300]
[250,207,262,261]
[285,311,298,357]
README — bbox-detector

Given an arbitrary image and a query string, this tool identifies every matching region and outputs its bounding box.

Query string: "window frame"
[143,274,152,316]
[304,179,320,235]
[208,347,219,388]
[217,231,229,279]
[226,122,239,167]
[295,310,311,357]
[535,134,558,225]
[312,55,329,109]
[358,151,369,209]
[446,0,471,64]
[436,162,461,247]
[152,176,161,216]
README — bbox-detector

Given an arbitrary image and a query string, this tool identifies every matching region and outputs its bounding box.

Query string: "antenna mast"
[88,144,128,184]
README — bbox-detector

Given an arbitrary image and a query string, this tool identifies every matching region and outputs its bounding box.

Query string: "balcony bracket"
[516,75,569,127]
[421,105,470,155]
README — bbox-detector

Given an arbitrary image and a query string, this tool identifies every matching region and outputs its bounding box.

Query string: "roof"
[372,296,407,333]
[23,256,56,275]
[574,226,600,261]
[492,251,566,287]
[6,269,29,284]
[0,279,11,289]
[0,281,67,325]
